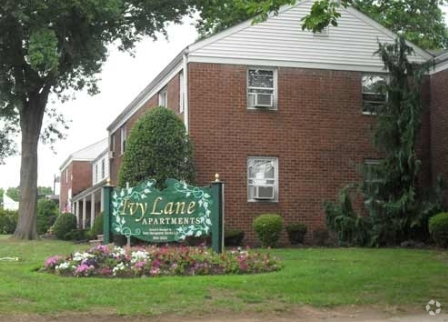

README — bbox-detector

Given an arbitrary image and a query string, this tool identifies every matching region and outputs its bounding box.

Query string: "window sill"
[247,107,278,111]
[362,111,377,116]
[247,199,278,203]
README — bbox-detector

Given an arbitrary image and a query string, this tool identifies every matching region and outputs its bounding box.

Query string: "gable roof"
[59,138,108,171]
[107,0,432,133]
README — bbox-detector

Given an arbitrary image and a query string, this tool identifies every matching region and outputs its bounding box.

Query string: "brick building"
[66,0,447,242]
[59,139,108,228]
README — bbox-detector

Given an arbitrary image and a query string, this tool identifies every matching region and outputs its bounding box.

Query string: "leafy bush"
[65,229,89,241]
[313,228,330,246]
[225,229,245,247]
[37,199,58,234]
[118,106,195,188]
[286,223,307,244]
[89,212,104,239]
[429,212,448,248]
[324,185,371,246]
[42,244,282,278]
[253,214,283,248]
[0,209,18,234]
[53,213,77,240]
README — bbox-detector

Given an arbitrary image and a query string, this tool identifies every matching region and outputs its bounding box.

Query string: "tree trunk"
[13,94,47,240]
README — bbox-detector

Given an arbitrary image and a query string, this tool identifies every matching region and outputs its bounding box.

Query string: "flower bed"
[42,245,281,278]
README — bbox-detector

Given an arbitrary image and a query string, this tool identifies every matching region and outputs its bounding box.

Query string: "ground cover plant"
[0,235,447,316]
[42,244,281,277]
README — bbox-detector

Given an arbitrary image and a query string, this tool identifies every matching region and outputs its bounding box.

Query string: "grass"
[0,234,447,316]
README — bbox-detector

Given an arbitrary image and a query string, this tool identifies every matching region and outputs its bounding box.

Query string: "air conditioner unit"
[252,185,275,200]
[248,93,274,108]
[109,151,115,159]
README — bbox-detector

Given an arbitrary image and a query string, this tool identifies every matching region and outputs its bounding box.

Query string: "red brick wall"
[187,63,432,244]
[59,161,92,212]
[430,68,448,204]
[109,74,182,186]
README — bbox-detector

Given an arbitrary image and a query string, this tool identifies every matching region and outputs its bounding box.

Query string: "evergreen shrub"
[253,214,283,248]
[53,213,77,240]
[429,212,448,248]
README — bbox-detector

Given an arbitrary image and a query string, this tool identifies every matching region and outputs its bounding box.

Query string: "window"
[159,88,168,107]
[95,163,99,183]
[247,157,278,202]
[362,75,387,115]
[120,126,127,154]
[364,159,382,198]
[247,68,277,110]
[101,159,105,180]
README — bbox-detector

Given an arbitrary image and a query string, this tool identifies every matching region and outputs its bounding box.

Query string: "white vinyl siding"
[247,157,279,202]
[92,156,110,185]
[189,0,428,71]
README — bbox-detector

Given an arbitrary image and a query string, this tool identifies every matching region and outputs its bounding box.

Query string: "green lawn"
[0,235,447,316]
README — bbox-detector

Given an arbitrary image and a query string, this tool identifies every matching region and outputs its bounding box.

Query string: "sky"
[0,6,447,192]
[0,18,198,191]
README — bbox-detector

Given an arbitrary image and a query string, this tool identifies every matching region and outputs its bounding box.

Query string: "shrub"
[89,212,104,239]
[65,229,89,241]
[429,212,448,248]
[53,213,77,240]
[225,229,245,247]
[37,199,58,235]
[313,228,330,246]
[118,106,195,189]
[286,223,307,244]
[0,209,18,234]
[253,214,283,248]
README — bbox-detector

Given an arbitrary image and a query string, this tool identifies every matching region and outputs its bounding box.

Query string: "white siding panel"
[189,1,427,70]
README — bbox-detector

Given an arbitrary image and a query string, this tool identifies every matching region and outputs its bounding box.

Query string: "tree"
[325,37,443,246]
[0,188,4,209]
[0,1,194,239]
[36,198,58,234]
[37,186,53,198]
[195,0,448,49]
[6,187,20,202]
[118,107,195,189]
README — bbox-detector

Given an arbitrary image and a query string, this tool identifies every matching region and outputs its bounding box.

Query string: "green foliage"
[118,107,195,188]
[0,188,3,208]
[429,212,448,248]
[253,214,283,248]
[53,213,77,240]
[225,229,245,246]
[0,209,18,234]
[65,229,89,242]
[285,223,308,245]
[195,0,447,50]
[36,199,58,235]
[312,228,330,246]
[89,212,104,239]
[324,186,371,246]
[6,187,19,202]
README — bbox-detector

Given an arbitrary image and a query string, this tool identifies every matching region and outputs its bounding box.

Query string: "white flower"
[72,252,94,262]
[113,247,126,257]
[130,250,149,263]
[112,262,126,276]
[55,262,71,271]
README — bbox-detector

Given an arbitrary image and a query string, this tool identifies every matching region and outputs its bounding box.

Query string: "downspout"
[183,48,189,132]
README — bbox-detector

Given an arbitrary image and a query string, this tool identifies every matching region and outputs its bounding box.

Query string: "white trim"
[188,55,392,73]
[110,63,183,134]
[120,126,127,155]
[433,59,448,74]
[345,7,432,61]
[189,0,312,54]
[183,53,189,132]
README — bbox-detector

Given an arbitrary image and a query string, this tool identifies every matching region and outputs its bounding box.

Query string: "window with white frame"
[179,72,184,113]
[247,157,278,201]
[247,68,277,110]
[95,163,99,183]
[110,134,115,152]
[364,159,382,198]
[362,75,387,115]
[120,126,127,154]
[159,88,168,107]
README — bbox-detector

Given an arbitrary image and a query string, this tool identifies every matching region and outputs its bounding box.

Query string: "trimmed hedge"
[253,214,283,248]
[225,229,245,247]
[89,212,104,239]
[0,209,18,234]
[429,212,448,248]
[286,223,307,244]
[53,213,77,240]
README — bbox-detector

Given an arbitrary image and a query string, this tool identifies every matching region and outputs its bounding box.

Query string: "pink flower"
[45,256,62,268]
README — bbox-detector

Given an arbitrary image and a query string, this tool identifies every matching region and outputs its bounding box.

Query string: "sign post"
[102,179,114,244]
[211,174,224,253]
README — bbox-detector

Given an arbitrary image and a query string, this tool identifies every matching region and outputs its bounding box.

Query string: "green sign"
[103,178,224,252]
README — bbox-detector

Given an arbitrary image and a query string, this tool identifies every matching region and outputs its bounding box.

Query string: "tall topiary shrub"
[118,106,195,188]
[429,212,448,248]
[53,213,77,240]
[253,214,283,248]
